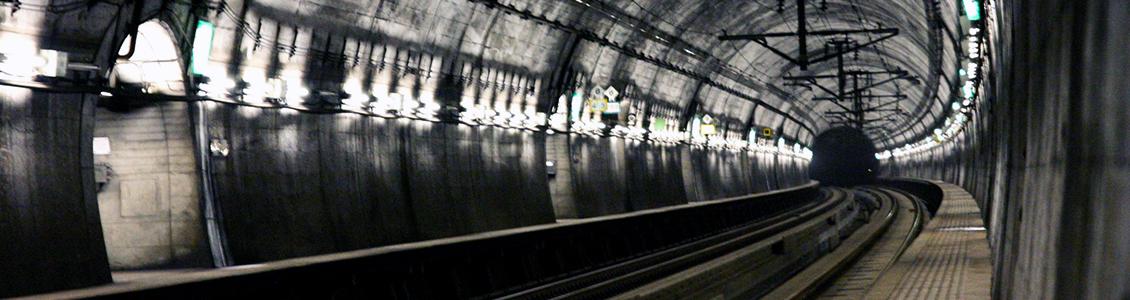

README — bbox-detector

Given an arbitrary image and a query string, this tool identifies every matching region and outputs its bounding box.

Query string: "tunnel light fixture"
[200,76,236,99]
[875,150,893,160]
[962,83,976,99]
[966,63,980,80]
[288,86,310,104]
[460,105,490,125]
[342,80,370,108]
[494,111,513,127]
[379,93,403,114]
[506,112,527,128]
[573,120,607,136]
[526,112,548,130]
[397,94,420,117]
[651,129,686,144]
[611,124,647,140]
[36,50,68,78]
[265,78,287,104]
[416,102,442,122]
[0,49,68,78]
[549,112,568,131]
[229,80,250,101]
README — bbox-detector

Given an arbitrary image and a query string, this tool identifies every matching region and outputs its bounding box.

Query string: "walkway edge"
[864,181,992,299]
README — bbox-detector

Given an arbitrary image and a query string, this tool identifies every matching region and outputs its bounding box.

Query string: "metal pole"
[797,0,807,69]
[837,42,845,101]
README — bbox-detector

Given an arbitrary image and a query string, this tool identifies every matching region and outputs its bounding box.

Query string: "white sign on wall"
[93,137,112,155]
[604,86,619,101]
[591,86,604,100]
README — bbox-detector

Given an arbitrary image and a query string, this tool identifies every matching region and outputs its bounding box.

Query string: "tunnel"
[809,127,879,186]
[1,0,1129,299]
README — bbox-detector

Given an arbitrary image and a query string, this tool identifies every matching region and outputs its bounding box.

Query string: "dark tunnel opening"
[808,127,879,186]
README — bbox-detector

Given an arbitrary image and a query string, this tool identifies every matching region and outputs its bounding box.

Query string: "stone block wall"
[93,101,210,270]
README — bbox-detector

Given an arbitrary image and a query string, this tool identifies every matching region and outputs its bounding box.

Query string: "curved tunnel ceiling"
[239,0,957,146]
[576,0,953,147]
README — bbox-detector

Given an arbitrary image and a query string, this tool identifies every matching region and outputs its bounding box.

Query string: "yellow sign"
[588,98,609,113]
[760,127,774,138]
[701,124,717,135]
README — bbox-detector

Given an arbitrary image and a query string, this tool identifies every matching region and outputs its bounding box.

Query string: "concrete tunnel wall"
[0,79,813,297]
[206,102,809,263]
[882,1,1130,299]
[0,0,162,295]
[0,0,815,296]
[549,134,808,218]
[205,104,556,263]
[0,89,111,296]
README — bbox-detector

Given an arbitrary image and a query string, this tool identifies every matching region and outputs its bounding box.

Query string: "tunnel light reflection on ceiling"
[196,72,812,158]
[880,16,986,160]
[563,105,808,158]
[165,16,809,158]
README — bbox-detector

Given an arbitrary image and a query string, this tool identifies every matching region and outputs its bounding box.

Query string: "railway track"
[495,188,852,299]
[511,185,933,300]
[766,186,930,300]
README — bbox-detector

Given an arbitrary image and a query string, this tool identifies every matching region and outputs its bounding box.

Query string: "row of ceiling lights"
[166,16,817,157]
[476,0,814,140]
[0,0,813,156]
[876,0,986,160]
